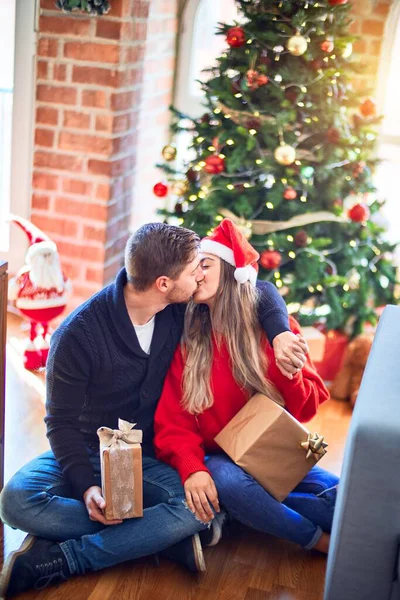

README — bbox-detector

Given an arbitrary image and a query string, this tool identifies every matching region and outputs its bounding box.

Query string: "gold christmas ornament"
[162,145,177,161]
[274,143,296,165]
[287,33,308,57]
[171,179,189,196]
[300,432,328,460]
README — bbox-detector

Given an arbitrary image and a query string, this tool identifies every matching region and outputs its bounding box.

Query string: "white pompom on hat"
[200,218,259,286]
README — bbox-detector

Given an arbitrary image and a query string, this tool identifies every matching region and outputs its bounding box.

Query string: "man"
[0,223,307,597]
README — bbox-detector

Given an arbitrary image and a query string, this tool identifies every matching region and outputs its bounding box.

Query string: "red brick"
[375,2,390,15]
[122,45,145,64]
[37,61,48,79]
[61,179,93,196]
[32,172,59,190]
[34,151,84,171]
[61,260,83,281]
[56,241,105,262]
[35,128,55,147]
[53,64,67,81]
[83,224,107,243]
[96,20,123,40]
[95,114,113,132]
[132,1,150,18]
[370,40,382,56]
[36,106,58,126]
[32,193,51,211]
[38,38,58,58]
[353,40,367,54]
[63,110,91,129]
[88,159,112,176]
[111,91,137,111]
[40,0,57,8]
[59,132,113,156]
[72,66,120,87]
[86,267,104,284]
[113,133,137,154]
[112,114,129,133]
[55,198,108,220]
[349,21,361,34]
[361,19,385,36]
[39,15,90,36]
[64,42,119,64]
[108,0,131,17]
[95,183,112,201]
[37,85,77,105]
[82,90,108,109]
[31,215,78,237]
[104,259,122,283]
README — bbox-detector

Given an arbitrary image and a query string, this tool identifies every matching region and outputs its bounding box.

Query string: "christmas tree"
[154,0,398,336]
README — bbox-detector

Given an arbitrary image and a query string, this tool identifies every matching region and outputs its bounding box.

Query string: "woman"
[154,219,338,554]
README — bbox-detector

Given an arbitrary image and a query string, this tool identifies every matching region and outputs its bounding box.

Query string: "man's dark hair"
[124,223,200,291]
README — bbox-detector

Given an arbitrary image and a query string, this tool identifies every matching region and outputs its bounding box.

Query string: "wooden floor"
[1,313,353,600]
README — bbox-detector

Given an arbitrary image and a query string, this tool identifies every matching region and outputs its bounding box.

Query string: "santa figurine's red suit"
[8,215,71,370]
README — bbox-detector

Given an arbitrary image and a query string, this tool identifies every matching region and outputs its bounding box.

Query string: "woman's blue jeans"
[206,454,338,549]
[0,449,208,575]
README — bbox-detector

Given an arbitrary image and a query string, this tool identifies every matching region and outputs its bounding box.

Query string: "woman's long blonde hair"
[181,259,284,414]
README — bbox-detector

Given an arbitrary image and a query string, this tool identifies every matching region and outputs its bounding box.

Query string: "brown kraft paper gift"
[214,393,327,502]
[97,419,143,520]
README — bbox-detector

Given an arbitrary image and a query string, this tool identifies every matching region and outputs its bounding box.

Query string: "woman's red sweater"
[154,317,329,483]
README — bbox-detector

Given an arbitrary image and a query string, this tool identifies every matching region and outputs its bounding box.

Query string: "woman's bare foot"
[313,532,330,554]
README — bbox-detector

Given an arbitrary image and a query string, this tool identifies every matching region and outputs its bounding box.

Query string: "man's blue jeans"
[0,449,208,575]
[206,454,338,549]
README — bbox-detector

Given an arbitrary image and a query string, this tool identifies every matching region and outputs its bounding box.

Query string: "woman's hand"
[184,471,220,523]
[272,332,308,379]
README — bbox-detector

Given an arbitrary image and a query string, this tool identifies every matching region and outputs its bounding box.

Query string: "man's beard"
[166,282,197,304]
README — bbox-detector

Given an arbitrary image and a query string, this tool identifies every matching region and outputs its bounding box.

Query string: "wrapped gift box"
[313,329,348,382]
[215,393,327,502]
[98,419,143,520]
[301,326,326,363]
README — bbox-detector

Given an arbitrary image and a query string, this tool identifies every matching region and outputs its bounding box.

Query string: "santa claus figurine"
[8,215,71,370]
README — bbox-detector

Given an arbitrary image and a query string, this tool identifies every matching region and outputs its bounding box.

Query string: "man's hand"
[184,472,220,523]
[272,332,308,379]
[83,485,123,526]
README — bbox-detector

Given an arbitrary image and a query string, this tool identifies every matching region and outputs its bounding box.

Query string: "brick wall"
[350,0,391,93]
[32,0,174,309]
[131,0,178,230]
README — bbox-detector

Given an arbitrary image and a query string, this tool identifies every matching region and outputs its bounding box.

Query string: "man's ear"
[155,276,170,294]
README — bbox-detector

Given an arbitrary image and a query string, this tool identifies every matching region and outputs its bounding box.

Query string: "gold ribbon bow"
[300,432,328,461]
[97,419,143,448]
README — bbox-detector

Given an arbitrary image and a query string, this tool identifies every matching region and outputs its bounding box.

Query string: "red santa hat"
[200,218,259,286]
[9,214,51,245]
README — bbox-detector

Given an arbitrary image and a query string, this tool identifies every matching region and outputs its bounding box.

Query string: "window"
[375,1,400,259]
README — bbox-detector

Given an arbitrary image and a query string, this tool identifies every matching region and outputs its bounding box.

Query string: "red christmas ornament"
[246,70,269,91]
[310,58,326,71]
[200,113,211,124]
[283,186,297,200]
[321,40,334,53]
[186,167,199,183]
[284,88,298,103]
[329,0,348,4]
[360,98,376,118]
[294,230,309,248]
[259,250,282,270]
[153,182,168,197]
[226,26,246,48]
[8,215,71,370]
[326,127,341,144]
[258,52,272,67]
[246,118,261,130]
[204,155,225,174]
[348,203,370,222]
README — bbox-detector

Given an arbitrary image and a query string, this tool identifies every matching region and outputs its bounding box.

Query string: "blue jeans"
[0,449,208,575]
[206,454,338,549]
